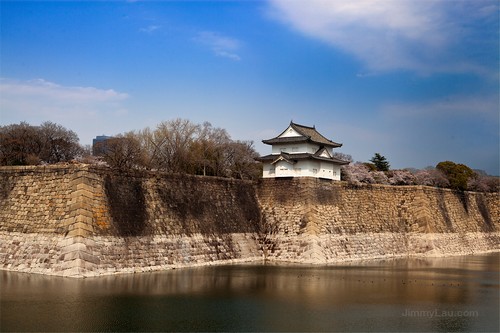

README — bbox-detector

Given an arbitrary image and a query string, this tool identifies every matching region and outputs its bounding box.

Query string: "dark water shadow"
[1,253,498,332]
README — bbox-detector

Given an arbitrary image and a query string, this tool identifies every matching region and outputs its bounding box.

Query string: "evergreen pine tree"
[370,153,390,171]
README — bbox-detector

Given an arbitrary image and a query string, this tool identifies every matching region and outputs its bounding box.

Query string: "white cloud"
[382,94,499,121]
[0,78,130,145]
[194,31,242,61]
[139,25,161,34]
[268,0,499,76]
[0,78,128,104]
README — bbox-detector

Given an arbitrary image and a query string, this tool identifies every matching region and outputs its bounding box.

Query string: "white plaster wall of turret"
[271,143,322,155]
[262,160,341,180]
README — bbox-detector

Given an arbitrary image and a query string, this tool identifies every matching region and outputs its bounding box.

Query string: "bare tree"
[332,152,353,163]
[84,118,265,180]
[0,122,40,165]
[149,119,200,173]
[124,128,157,170]
[0,121,81,165]
[39,121,82,163]
[225,140,261,180]
[192,122,231,176]
[100,133,144,170]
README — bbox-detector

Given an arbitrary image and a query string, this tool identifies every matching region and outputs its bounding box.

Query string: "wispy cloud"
[0,78,130,144]
[194,31,242,61]
[268,0,499,76]
[382,94,499,121]
[139,25,161,34]
[0,78,128,103]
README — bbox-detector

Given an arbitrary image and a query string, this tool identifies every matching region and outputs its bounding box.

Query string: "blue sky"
[1,0,499,175]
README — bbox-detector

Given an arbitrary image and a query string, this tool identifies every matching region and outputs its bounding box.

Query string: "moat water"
[1,253,499,332]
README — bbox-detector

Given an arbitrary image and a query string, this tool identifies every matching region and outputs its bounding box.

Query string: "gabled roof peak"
[263,121,342,148]
[262,120,342,148]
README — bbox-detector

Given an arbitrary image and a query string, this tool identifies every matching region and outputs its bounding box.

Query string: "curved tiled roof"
[262,122,342,148]
[256,151,349,165]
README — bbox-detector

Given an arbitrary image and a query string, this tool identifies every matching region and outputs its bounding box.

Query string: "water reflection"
[1,253,498,332]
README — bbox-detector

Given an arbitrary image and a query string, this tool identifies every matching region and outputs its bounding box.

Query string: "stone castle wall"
[257,178,498,263]
[0,166,263,277]
[0,165,498,277]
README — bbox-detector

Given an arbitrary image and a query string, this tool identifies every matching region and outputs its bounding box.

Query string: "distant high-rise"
[92,135,113,156]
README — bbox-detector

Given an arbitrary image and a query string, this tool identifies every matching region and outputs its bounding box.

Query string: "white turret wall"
[262,160,342,180]
[271,143,320,155]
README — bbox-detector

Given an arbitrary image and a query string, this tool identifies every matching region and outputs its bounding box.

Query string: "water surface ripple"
[1,253,499,332]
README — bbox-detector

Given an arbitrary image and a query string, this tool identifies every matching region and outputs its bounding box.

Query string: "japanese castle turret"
[257,121,349,180]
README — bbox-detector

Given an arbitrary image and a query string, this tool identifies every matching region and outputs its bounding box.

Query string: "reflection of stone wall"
[0,166,498,277]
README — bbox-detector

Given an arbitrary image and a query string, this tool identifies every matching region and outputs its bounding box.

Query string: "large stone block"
[60,242,87,254]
